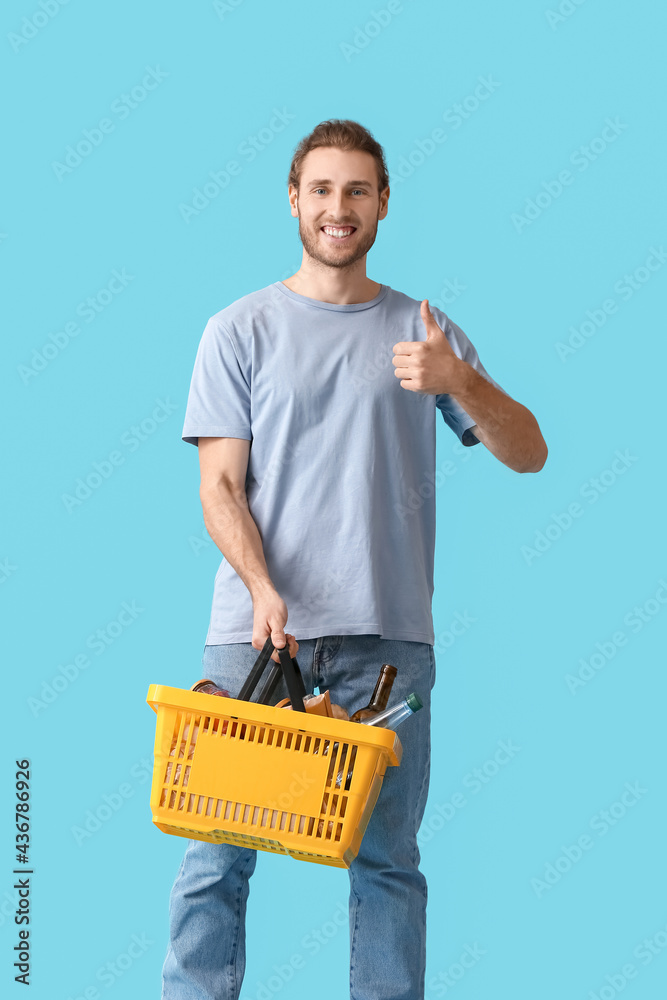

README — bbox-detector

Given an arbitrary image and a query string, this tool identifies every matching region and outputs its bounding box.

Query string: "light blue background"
[3,1,666,997]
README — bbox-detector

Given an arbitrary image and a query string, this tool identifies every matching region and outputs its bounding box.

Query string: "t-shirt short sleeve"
[181,318,252,446]
[433,311,507,447]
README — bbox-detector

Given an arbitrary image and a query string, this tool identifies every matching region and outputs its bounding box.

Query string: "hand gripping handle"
[237,637,308,712]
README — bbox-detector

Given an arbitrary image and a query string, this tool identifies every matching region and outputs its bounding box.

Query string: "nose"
[327,191,354,223]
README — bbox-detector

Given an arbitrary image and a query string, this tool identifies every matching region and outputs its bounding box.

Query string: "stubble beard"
[297,215,380,271]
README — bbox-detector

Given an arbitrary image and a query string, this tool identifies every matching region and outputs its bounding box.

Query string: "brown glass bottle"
[349,664,398,723]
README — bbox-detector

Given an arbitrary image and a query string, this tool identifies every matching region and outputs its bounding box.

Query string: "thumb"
[270,625,286,649]
[421,299,444,340]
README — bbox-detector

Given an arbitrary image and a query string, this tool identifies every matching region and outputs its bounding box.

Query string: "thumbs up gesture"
[392,299,465,395]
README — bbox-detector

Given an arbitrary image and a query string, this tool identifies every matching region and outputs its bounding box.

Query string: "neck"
[282,262,381,304]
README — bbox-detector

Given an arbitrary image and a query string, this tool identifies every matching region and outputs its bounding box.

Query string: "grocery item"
[349,664,397,722]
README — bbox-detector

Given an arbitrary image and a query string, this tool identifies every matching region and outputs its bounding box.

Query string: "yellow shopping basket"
[146,640,402,868]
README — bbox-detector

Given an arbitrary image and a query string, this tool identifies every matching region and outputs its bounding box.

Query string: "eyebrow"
[306,179,374,188]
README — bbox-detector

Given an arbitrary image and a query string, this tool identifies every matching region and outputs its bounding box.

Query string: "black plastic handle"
[237,637,308,712]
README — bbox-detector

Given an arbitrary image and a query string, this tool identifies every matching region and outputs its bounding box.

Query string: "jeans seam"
[231,851,256,998]
[349,879,361,1000]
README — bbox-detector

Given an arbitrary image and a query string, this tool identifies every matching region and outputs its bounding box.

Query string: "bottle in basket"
[349,664,397,722]
[360,692,423,729]
[190,679,231,697]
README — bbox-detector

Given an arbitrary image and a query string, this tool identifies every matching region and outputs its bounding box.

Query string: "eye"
[312,188,366,195]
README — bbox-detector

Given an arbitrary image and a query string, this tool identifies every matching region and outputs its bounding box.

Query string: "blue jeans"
[161,634,436,1000]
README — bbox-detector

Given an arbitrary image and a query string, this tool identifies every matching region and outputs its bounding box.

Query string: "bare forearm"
[200,484,276,599]
[452,362,548,473]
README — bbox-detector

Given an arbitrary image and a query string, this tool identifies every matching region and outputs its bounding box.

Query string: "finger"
[421,298,444,333]
[251,633,268,652]
[391,354,411,367]
[392,341,416,355]
[270,626,286,663]
[400,378,418,391]
[393,366,411,379]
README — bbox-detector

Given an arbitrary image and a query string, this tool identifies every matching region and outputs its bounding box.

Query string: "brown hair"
[287,119,389,195]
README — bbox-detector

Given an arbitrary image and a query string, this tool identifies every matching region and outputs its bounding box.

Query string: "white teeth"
[323,226,355,238]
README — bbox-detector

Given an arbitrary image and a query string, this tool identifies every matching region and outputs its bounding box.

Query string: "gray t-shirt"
[182,280,505,645]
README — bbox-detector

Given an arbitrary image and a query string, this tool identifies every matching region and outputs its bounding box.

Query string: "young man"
[163,119,547,1000]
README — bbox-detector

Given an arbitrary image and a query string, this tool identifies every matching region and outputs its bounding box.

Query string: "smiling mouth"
[321,226,357,241]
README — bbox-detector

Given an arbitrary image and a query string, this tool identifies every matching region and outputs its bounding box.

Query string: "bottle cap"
[406,692,423,713]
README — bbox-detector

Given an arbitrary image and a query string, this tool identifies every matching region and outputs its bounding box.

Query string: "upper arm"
[198,437,250,498]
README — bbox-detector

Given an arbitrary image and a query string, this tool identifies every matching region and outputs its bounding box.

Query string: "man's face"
[288,147,389,270]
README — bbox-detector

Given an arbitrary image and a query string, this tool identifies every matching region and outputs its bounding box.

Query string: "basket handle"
[237,637,308,712]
